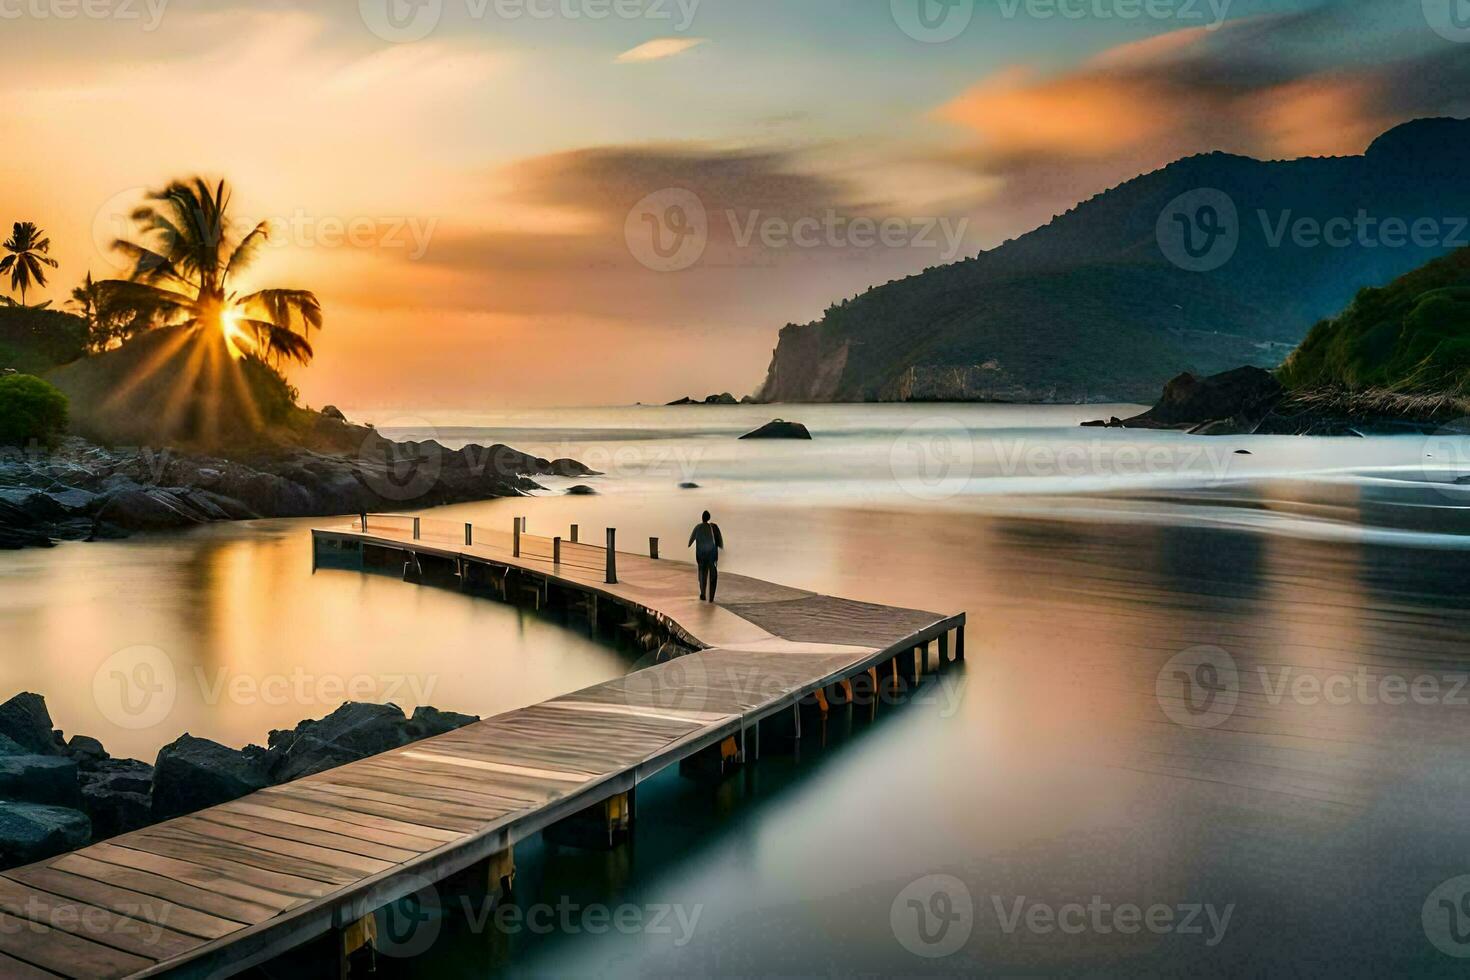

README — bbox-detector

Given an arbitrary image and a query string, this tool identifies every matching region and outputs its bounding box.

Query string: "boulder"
[96,488,211,531]
[81,784,152,841]
[151,734,272,820]
[320,405,348,422]
[704,392,738,405]
[0,802,90,867]
[740,419,813,440]
[408,706,480,740]
[80,758,154,796]
[1117,367,1284,430]
[0,755,81,807]
[0,693,64,755]
[272,703,410,783]
[565,485,597,496]
[66,735,109,771]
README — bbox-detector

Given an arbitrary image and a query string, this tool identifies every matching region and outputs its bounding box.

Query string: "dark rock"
[0,802,90,867]
[82,785,151,841]
[408,706,480,740]
[0,693,63,756]
[705,392,738,405]
[0,755,81,807]
[80,758,154,796]
[740,419,813,440]
[565,485,597,496]
[320,405,348,422]
[679,482,701,489]
[740,395,757,404]
[152,734,272,820]
[96,488,211,531]
[273,702,410,783]
[1235,450,1254,455]
[1455,475,1470,486]
[66,735,109,770]
[1118,367,1284,430]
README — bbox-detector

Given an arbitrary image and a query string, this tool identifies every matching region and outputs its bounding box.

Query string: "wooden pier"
[0,515,965,978]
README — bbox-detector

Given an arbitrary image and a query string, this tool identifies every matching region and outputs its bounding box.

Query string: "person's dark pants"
[699,561,718,602]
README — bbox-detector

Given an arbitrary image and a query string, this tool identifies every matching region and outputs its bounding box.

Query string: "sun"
[220,309,252,360]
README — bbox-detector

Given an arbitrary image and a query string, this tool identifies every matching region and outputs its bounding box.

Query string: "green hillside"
[1278,248,1470,395]
[0,307,87,375]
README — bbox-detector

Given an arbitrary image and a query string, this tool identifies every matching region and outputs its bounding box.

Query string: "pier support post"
[650,537,660,560]
[544,790,634,850]
[465,523,474,546]
[513,519,521,558]
[571,524,579,543]
[679,736,743,783]
[339,912,378,978]
[606,528,618,584]
[485,845,516,902]
[956,625,966,662]
[553,536,562,565]
[939,632,950,665]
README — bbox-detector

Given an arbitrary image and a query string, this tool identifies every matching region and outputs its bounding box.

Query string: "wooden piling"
[606,528,618,584]
[513,519,521,558]
[650,537,660,560]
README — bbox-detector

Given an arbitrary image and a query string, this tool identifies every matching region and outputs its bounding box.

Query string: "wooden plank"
[221,797,458,848]
[197,809,426,863]
[165,817,397,877]
[0,950,61,979]
[343,759,558,810]
[297,772,530,821]
[260,783,486,834]
[101,839,335,900]
[48,854,275,927]
[80,844,302,913]
[130,826,362,887]
[0,909,152,979]
[0,874,204,959]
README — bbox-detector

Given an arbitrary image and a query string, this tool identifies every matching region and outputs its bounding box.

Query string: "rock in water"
[0,693,64,755]
[0,802,90,866]
[740,419,813,440]
[408,706,480,740]
[271,702,411,783]
[152,734,272,820]
[1118,367,1284,430]
[0,755,81,807]
[565,485,597,496]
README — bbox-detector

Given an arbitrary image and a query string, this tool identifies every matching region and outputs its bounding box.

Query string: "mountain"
[756,118,1470,404]
[0,307,87,376]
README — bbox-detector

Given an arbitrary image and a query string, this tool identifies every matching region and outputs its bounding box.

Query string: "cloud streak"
[616,37,707,63]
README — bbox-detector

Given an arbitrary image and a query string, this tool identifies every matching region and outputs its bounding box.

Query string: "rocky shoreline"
[0,692,481,870]
[0,424,597,550]
[1084,367,1470,437]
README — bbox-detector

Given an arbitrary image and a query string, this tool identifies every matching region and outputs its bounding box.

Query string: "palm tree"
[101,178,322,365]
[0,222,60,306]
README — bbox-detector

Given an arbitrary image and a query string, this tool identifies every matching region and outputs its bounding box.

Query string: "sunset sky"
[2,0,1466,409]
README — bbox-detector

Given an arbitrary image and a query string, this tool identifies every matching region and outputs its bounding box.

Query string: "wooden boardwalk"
[0,515,965,978]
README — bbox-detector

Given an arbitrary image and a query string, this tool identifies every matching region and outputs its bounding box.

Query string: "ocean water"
[4,404,1470,976]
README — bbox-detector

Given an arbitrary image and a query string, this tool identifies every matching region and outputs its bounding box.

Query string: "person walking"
[688,511,725,602]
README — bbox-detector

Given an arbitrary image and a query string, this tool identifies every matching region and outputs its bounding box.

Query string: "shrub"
[0,374,69,447]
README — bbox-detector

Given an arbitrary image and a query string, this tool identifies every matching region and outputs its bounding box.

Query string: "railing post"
[570,524,579,544]
[553,536,562,565]
[605,528,618,584]
[465,523,473,547]
[520,516,528,533]
[359,512,368,532]
[513,519,521,558]
[413,517,421,541]
[956,625,966,662]
[649,537,660,560]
